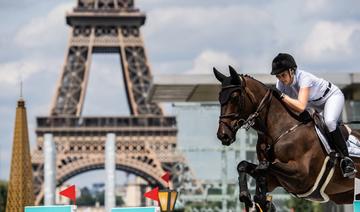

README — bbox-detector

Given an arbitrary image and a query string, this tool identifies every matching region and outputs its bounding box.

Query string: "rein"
[272,122,305,145]
[241,89,272,130]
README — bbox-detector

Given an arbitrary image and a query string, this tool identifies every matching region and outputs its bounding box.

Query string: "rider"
[270,53,357,178]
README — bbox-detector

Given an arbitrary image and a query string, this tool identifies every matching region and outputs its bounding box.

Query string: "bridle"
[218,75,306,150]
[219,76,273,133]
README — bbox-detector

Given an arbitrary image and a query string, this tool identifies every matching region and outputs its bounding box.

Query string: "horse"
[213,66,360,211]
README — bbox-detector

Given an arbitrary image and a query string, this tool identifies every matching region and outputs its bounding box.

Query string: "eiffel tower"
[31,0,200,205]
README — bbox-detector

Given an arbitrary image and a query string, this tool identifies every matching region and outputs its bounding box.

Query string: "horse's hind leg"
[237,160,257,209]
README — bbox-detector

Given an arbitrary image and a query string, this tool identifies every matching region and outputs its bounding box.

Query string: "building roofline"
[149,73,360,102]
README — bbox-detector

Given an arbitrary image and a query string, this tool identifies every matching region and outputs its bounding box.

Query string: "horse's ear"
[213,67,225,82]
[229,65,241,85]
[229,65,237,74]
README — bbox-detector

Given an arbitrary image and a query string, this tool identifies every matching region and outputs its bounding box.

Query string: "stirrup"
[342,169,357,179]
[340,158,357,178]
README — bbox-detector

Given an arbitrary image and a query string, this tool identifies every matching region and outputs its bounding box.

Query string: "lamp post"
[158,189,178,212]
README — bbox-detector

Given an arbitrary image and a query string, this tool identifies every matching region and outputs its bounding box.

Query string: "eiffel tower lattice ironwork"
[31,0,201,205]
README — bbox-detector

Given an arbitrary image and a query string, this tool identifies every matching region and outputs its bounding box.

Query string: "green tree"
[115,195,124,206]
[76,187,96,206]
[286,196,322,212]
[0,180,7,212]
[94,190,104,206]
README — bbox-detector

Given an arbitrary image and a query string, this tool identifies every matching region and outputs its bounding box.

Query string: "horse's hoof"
[254,200,276,212]
[239,191,253,208]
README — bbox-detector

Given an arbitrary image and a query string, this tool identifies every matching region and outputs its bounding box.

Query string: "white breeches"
[323,89,345,132]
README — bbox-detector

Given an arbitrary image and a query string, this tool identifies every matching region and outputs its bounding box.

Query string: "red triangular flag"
[59,185,76,205]
[161,172,170,184]
[144,187,159,201]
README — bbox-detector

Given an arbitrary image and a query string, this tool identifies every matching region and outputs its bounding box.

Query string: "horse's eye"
[231,94,239,102]
[231,92,239,98]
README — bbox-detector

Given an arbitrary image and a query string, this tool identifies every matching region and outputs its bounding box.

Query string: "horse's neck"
[248,78,300,143]
[266,98,299,141]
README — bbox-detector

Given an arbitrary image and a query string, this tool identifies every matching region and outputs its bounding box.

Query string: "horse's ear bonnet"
[219,86,242,105]
[213,66,241,86]
[229,65,241,85]
[213,67,226,82]
[215,66,242,104]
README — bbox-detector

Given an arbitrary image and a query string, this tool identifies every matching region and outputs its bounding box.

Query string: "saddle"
[299,109,350,144]
[294,109,349,202]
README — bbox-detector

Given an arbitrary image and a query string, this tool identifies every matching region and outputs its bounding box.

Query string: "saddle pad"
[315,127,360,158]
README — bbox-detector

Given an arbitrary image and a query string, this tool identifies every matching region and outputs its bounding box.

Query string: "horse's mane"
[240,74,304,122]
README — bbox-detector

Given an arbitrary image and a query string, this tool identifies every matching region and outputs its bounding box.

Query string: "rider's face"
[276,70,293,85]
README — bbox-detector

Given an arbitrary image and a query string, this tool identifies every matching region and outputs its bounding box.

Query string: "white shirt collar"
[290,70,298,86]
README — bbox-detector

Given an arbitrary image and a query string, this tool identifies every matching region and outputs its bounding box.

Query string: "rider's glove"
[270,87,285,100]
[298,110,312,123]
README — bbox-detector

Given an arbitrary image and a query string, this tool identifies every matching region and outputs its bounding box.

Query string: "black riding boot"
[330,127,357,178]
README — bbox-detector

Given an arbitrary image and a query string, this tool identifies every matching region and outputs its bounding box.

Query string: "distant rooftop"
[148,73,360,102]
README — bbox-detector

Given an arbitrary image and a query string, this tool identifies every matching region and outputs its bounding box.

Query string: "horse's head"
[213,66,255,146]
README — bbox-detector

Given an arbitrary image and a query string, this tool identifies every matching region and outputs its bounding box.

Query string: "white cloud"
[0,58,60,85]
[142,4,274,74]
[186,50,238,74]
[302,21,360,60]
[146,5,270,37]
[304,0,328,12]
[0,60,40,84]
[151,60,190,74]
[14,3,72,48]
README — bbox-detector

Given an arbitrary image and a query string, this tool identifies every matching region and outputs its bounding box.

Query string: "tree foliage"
[75,186,124,207]
[76,187,96,206]
[286,196,322,212]
[0,180,8,212]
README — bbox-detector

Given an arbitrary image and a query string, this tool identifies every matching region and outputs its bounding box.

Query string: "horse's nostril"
[217,132,229,141]
[222,134,230,141]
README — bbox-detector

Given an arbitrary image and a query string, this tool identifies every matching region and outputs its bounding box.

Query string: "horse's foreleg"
[254,161,269,206]
[253,161,276,212]
[237,160,257,209]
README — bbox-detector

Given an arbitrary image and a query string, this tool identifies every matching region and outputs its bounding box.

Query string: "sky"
[0,0,360,185]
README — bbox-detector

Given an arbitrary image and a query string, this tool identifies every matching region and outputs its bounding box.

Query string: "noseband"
[219,77,273,132]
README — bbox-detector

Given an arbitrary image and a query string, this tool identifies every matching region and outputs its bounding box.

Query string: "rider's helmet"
[271,53,297,75]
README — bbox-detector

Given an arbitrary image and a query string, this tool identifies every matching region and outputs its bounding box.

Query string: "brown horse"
[214,66,360,211]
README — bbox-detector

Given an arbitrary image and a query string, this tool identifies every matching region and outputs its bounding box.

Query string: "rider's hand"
[270,87,285,100]
[299,110,312,122]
